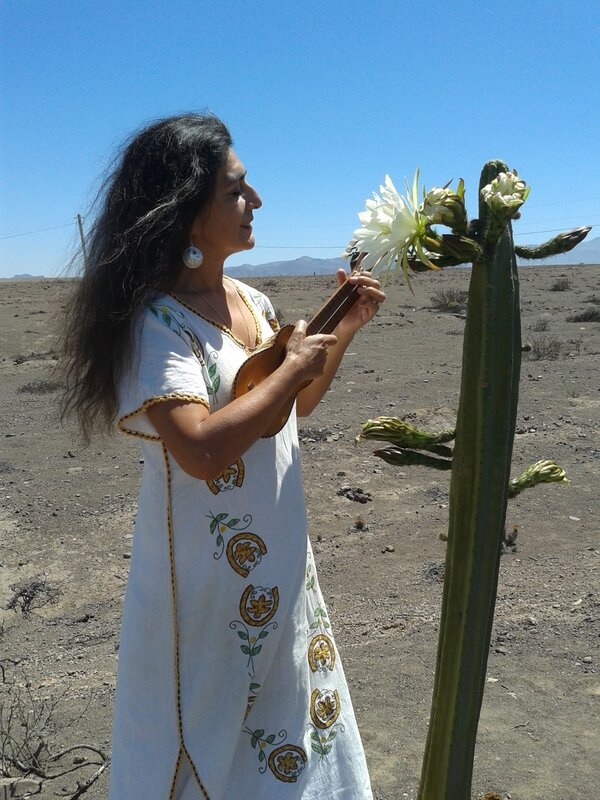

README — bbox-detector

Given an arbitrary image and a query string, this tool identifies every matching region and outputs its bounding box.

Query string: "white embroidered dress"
[110,279,373,800]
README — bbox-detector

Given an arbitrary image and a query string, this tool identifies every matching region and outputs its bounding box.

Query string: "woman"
[62,113,384,799]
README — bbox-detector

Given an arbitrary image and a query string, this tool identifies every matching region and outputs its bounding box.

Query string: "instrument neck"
[306,277,362,336]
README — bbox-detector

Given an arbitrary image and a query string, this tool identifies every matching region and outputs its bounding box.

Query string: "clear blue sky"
[1,0,599,278]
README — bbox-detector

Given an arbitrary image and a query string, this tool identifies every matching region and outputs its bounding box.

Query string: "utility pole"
[76,214,88,269]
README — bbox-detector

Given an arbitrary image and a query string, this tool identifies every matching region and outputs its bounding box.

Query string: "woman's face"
[190,149,262,261]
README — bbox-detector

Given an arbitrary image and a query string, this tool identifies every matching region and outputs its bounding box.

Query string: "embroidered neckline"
[166,280,262,352]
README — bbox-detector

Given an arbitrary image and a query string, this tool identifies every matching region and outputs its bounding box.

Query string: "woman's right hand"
[283,320,337,383]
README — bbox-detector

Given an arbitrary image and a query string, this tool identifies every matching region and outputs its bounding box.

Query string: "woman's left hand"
[334,268,385,338]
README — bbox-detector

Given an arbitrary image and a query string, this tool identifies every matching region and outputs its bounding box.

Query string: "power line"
[0,218,594,248]
[0,221,75,241]
[515,225,596,237]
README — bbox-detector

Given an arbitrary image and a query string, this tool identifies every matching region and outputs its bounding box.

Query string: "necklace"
[228,281,254,347]
[177,279,254,347]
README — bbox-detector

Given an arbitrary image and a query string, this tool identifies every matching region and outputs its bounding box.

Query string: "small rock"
[582,656,593,664]
[568,515,580,521]
[123,553,131,559]
[337,486,372,504]
[382,545,395,553]
[495,645,508,654]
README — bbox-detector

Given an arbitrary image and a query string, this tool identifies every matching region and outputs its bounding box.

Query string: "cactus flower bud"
[357,416,455,450]
[508,459,569,498]
[481,171,530,218]
[422,183,467,233]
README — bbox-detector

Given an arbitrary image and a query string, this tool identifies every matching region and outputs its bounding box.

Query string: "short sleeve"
[260,293,281,334]
[117,303,210,439]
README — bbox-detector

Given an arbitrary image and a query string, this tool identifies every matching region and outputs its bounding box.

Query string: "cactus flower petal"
[346,171,433,285]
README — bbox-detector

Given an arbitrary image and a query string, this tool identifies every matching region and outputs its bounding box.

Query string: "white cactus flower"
[348,172,435,284]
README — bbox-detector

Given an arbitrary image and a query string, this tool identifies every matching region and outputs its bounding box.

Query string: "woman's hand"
[333,268,385,339]
[284,320,338,383]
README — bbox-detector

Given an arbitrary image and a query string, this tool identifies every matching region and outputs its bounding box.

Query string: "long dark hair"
[60,113,232,441]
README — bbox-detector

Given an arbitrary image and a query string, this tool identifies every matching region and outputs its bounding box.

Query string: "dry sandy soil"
[0,265,598,799]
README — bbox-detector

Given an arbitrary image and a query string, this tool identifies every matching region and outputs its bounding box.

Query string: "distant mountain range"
[225,256,348,278]
[225,235,599,277]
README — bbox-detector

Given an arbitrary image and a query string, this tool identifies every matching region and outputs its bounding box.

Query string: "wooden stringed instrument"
[233,260,366,438]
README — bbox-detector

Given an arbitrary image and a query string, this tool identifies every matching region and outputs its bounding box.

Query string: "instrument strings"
[313,283,360,334]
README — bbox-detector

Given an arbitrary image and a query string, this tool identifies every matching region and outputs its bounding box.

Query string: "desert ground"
[0,265,598,799]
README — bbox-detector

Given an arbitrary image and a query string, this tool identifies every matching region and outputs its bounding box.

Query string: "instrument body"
[233,271,363,437]
[233,325,305,437]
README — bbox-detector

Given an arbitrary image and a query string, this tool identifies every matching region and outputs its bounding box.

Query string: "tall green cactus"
[349,161,589,797]
[415,164,587,798]
[417,160,521,798]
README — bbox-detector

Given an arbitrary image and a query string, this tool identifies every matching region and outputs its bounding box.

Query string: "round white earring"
[183,245,203,269]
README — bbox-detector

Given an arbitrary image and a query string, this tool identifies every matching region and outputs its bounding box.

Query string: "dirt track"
[1,265,599,799]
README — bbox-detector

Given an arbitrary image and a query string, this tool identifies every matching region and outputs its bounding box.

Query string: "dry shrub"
[530,315,550,332]
[18,379,63,394]
[525,335,564,361]
[0,667,108,796]
[430,289,469,313]
[550,277,571,291]
[6,576,61,617]
[568,335,584,355]
[567,306,600,323]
